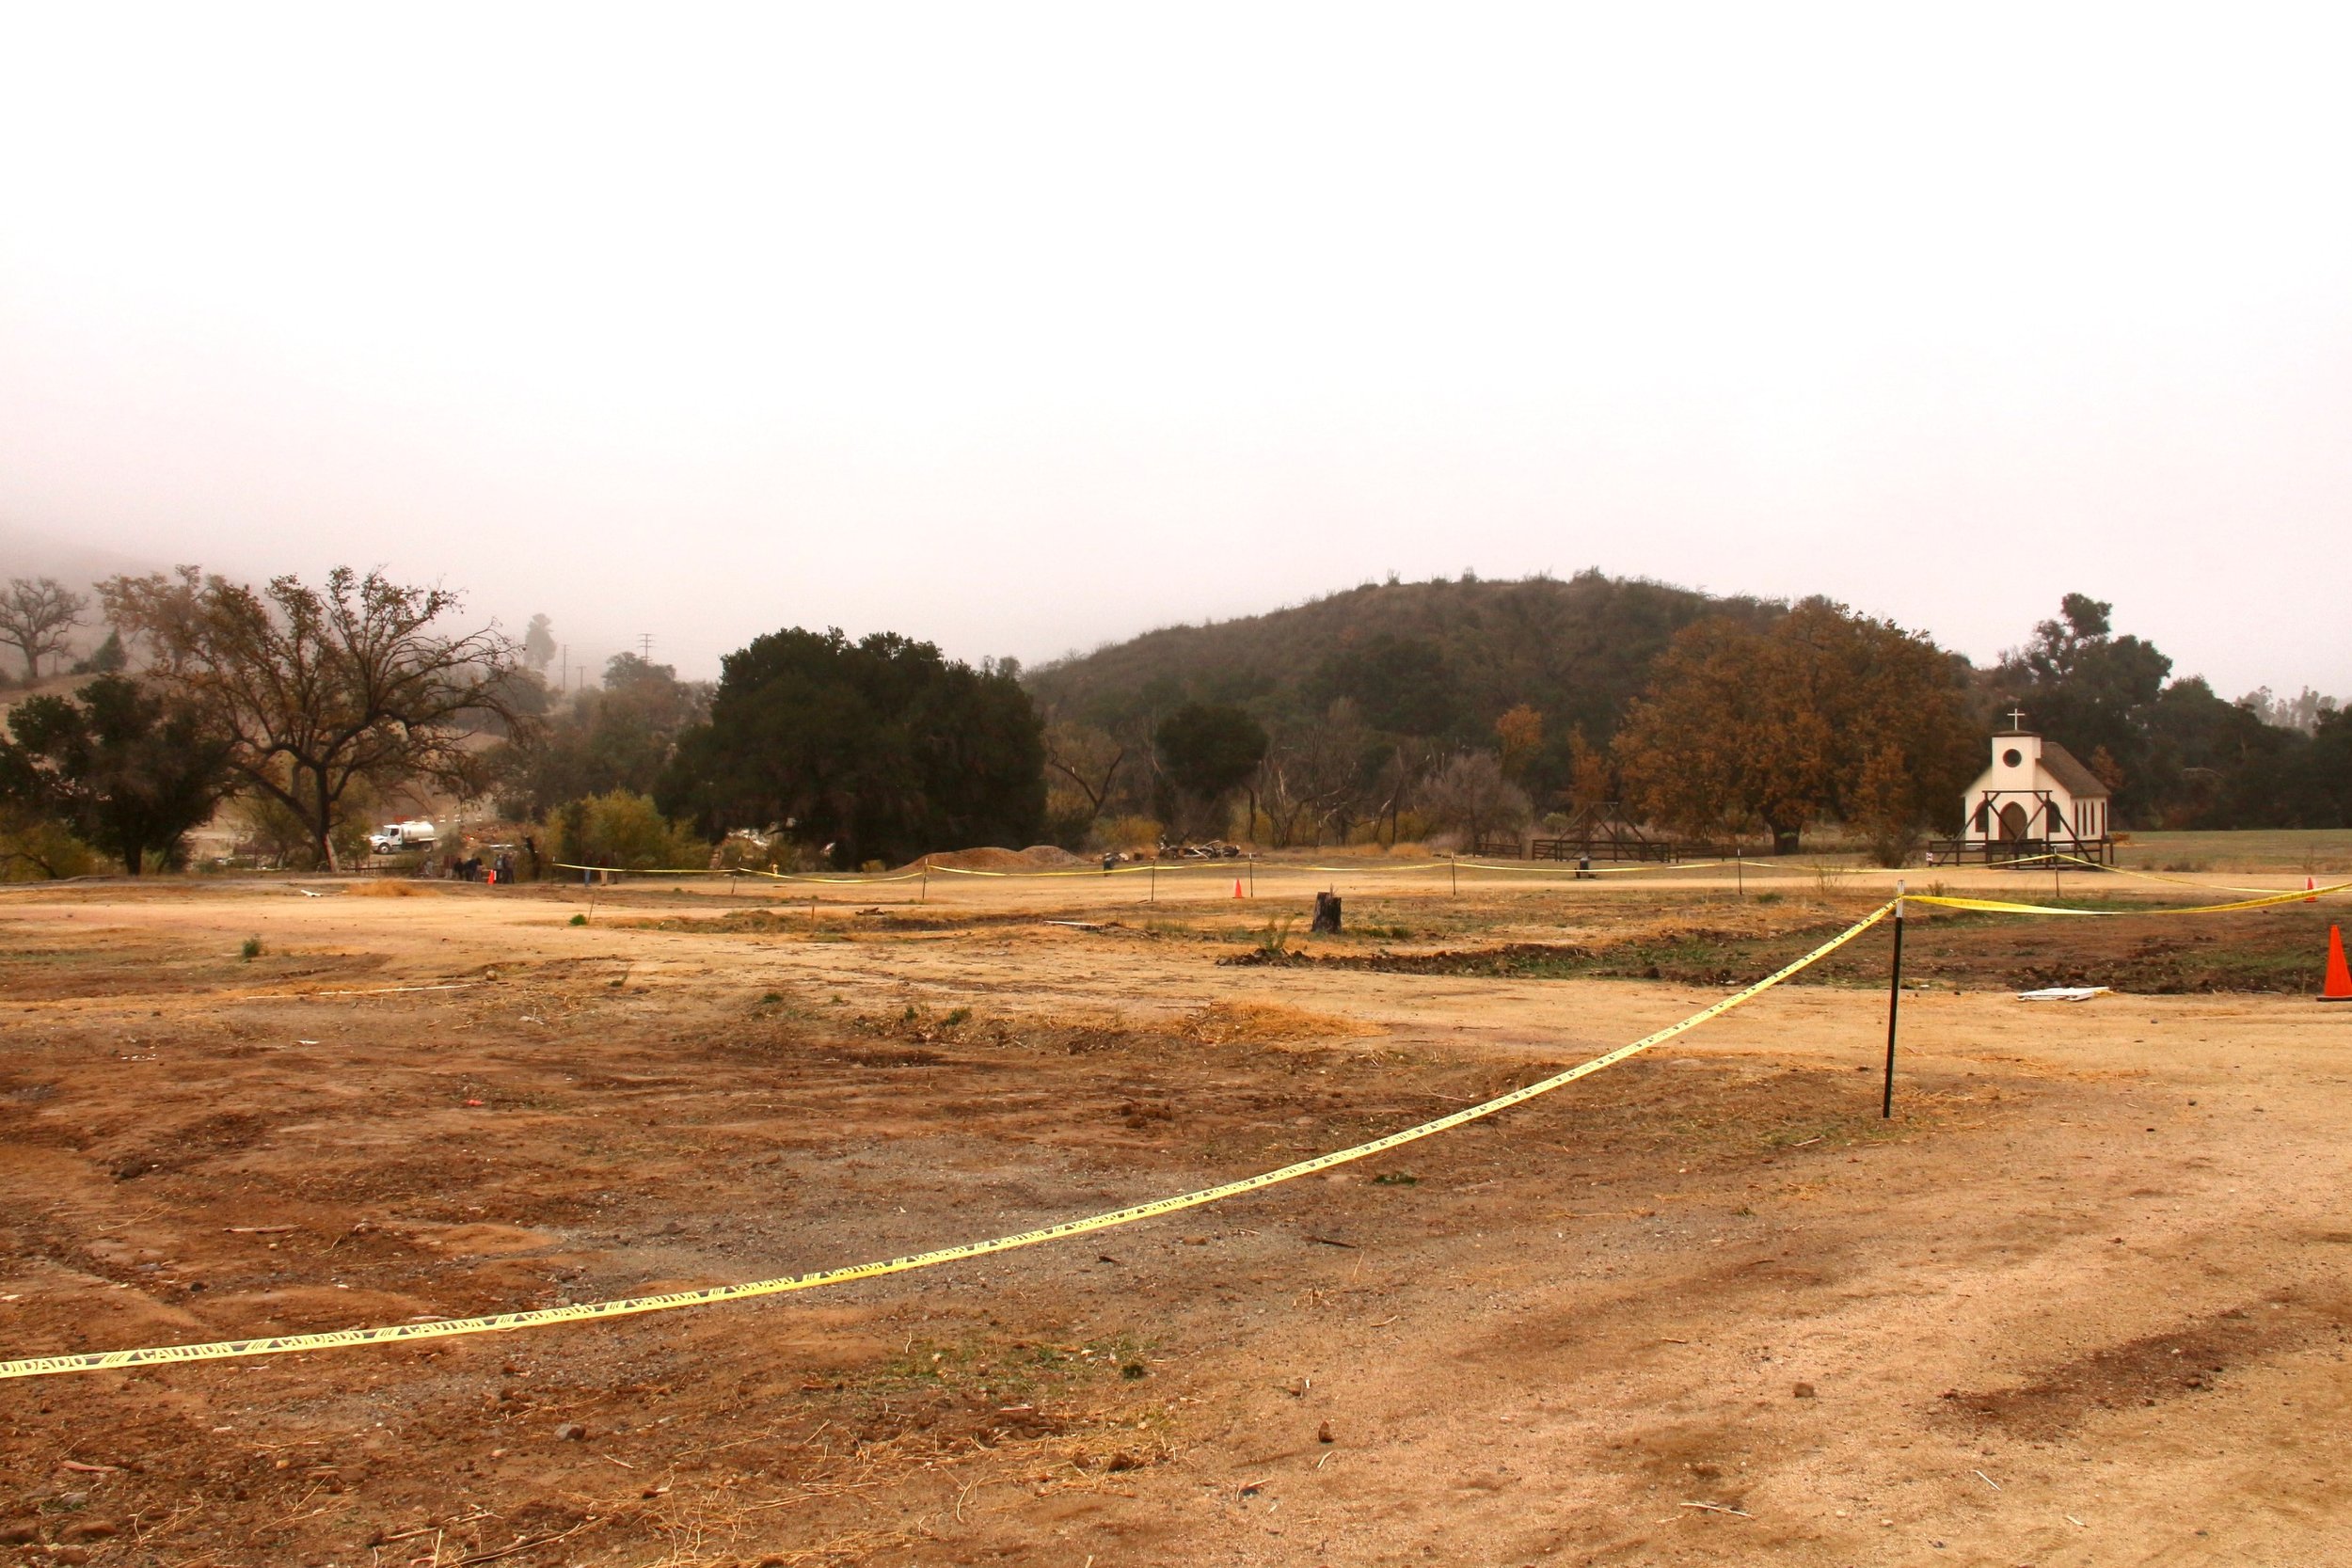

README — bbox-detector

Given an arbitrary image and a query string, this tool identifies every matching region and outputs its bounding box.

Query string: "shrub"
[549,791,707,872]
[0,806,99,880]
[236,792,375,870]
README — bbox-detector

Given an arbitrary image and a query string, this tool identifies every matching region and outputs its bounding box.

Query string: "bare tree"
[1362,736,1442,847]
[101,566,530,869]
[1422,751,1533,849]
[1042,721,1128,821]
[1257,701,1373,847]
[0,578,88,679]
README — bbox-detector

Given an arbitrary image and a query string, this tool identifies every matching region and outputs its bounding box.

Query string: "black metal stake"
[1883,879,1906,1118]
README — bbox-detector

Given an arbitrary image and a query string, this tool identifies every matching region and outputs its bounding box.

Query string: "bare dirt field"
[3,862,2350,1567]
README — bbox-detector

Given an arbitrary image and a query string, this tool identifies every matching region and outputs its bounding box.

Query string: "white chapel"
[1959,711,2113,859]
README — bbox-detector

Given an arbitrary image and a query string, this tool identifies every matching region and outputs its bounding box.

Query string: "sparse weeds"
[866,1002,983,1044]
[875,1332,1154,1403]
[1254,914,1297,956]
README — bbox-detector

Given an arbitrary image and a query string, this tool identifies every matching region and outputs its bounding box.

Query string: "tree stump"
[1311,892,1343,935]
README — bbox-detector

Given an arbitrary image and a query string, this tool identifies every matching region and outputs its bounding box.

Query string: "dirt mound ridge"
[915,846,1089,872]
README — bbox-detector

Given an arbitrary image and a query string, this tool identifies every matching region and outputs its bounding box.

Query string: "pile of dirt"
[916,846,1089,872]
[346,879,445,897]
[1180,998,1377,1044]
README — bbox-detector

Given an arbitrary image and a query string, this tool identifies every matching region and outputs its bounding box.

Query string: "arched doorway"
[1996,801,2031,842]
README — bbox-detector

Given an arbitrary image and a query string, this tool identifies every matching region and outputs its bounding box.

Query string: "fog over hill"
[0,518,161,596]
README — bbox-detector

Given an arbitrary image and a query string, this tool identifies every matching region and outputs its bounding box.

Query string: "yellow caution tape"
[930,859,1248,879]
[554,862,928,884]
[1910,879,2352,917]
[755,867,927,884]
[0,904,1895,1382]
[1453,858,1724,877]
[562,854,1724,885]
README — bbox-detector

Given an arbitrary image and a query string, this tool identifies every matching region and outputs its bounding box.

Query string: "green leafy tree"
[2275,707,2352,827]
[508,653,709,811]
[522,613,557,673]
[1994,594,2170,823]
[660,628,1043,867]
[1153,702,1267,838]
[71,630,127,675]
[0,674,233,874]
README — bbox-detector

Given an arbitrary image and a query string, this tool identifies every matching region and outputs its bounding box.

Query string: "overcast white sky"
[3,5,2346,696]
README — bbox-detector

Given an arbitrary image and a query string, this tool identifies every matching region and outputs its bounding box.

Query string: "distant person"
[495,851,514,885]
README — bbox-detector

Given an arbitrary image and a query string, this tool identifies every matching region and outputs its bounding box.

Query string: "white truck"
[367,820,439,855]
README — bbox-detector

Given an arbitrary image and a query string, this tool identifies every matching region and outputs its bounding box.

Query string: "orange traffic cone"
[1233,878,1245,898]
[2309,876,2319,903]
[2324,925,2352,1004]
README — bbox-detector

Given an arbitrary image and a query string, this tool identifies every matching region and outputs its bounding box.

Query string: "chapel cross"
[2006,707,2027,730]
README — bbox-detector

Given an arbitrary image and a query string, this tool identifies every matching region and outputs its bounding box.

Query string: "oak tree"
[0,577,87,680]
[100,567,528,869]
[660,628,1043,867]
[1614,599,1978,855]
[1152,702,1267,839]
[0,674,233,874]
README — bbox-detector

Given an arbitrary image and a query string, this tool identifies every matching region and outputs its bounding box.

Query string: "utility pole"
[638,633,654,660]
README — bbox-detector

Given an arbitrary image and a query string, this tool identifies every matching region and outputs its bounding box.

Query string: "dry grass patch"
[1181,998,1376,1044]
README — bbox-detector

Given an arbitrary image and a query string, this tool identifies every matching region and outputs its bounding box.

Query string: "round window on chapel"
[2002,748,2023,768]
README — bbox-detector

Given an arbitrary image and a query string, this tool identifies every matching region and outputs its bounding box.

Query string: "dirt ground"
[3,862,2349,1567]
